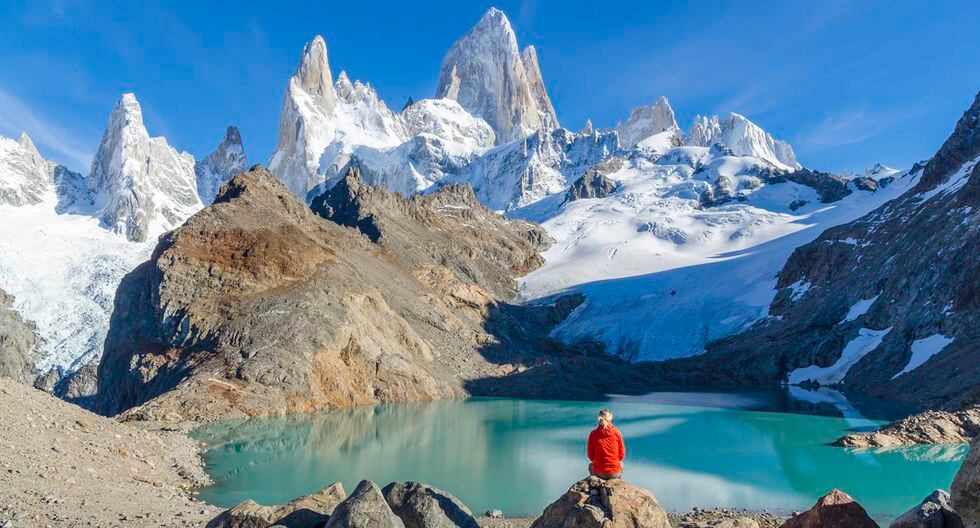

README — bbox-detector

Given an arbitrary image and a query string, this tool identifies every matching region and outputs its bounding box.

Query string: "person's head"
[598,409,613,428]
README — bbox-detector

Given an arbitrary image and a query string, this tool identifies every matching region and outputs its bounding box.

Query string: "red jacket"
[587,424,625,475]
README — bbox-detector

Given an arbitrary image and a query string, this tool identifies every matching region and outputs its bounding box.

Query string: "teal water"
[192,394,967,522]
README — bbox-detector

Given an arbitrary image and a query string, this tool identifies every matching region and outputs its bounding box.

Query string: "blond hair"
[598,409,613,428]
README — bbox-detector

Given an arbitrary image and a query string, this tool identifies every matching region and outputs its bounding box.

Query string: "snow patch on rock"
[788,327,892,385]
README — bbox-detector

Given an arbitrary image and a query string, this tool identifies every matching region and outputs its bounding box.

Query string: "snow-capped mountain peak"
[88,92,202,242]
[195,125,249,204]
[435,8,559,144]
[294,35,336,111]
[686,112,800,171]
[0,132,52,206]
[617,96,680,147]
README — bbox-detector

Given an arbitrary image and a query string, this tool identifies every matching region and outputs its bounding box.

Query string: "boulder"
[780,489,879,528]
[208,482,346,528]
[890,489,964,528]
[382,481,479,528]
[530,477,670,528]
[953,439,980,528]
[326,480,405,528]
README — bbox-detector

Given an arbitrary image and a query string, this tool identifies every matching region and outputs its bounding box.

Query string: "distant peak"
[521,45,538,63]
[480,7,509,25]
[223,125,242,145]
[294,35,335,100]
[16,131,36,150]
[580,119,594,135]
[111,93,145,127]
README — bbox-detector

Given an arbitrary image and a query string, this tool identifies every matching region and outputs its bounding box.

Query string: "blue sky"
[1,0,978,174]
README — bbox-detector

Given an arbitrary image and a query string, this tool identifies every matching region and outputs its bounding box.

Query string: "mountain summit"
[436,8,559,144]
[88,93,202,242]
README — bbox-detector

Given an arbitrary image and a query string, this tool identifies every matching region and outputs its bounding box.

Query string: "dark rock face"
[326,480,404,528]
[889,489,964,528]
[565,158,625,203]
[530,477,670,528]
[780,489,879,528]
[93,166,558,421]
[0,288,37,385]
[382,481,479,528]
[953,439,980,528]
[208,482,346,528]
[686,92,980,411]
[698,166,853,209]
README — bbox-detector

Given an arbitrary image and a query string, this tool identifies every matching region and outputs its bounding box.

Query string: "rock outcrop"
[691,92,980,412]
[953,439,980,528]
[195,125,249,204]
[382,481,479,528]
[88,93,202,242]
[0,288,37,384]
[94,165,554,421]
[889,489,964,528]
[436,8,559,144]
[836,407,980,447]
[530,477,670,528]
[780,489,878,528]
[565,158,625,203]
[208,482,346,528]
[326,480,404,528]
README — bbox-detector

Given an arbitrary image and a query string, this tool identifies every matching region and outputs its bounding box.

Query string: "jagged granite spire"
[294,35,336,110]
[436,7,559,144]
[580,119,594,135]
[88,93,201,242]
[269,35,345,197]
[0,132,52,206]
[195,125,249,204]
[616,96,679,147]
[521,45,559,129]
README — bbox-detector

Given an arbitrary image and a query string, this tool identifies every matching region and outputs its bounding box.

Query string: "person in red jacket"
[587,409,625,479]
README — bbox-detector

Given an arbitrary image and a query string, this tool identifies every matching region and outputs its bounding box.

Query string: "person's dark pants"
[588,463,622,480]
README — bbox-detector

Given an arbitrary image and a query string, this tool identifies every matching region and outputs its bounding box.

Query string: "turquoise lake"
[192,391,967,523]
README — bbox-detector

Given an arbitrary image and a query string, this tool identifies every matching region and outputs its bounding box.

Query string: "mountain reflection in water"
[193,391,965,522]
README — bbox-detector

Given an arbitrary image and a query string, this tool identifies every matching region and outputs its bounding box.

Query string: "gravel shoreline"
[0,379,220,527]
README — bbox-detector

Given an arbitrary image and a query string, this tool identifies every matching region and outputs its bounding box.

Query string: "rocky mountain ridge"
[93,165,566,421]
[664,91,980,411]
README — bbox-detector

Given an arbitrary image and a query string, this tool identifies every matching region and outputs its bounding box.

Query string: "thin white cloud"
[795,109,920,151]
[0,89,93,170]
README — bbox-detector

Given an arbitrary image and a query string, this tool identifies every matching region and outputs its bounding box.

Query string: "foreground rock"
[94,165,563,422]
[326,480,404,528]
[383,481,479,528]
[208,482,346,528]
[780,489,878,528]
[953,439,980,528]
[0,378,218,527]
[890,489,964,528]
[0,288,37,384]
[836,408,980,447]
[530,477,670,528]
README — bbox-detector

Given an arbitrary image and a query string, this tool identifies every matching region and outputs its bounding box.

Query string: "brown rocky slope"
[93,165,601,422]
